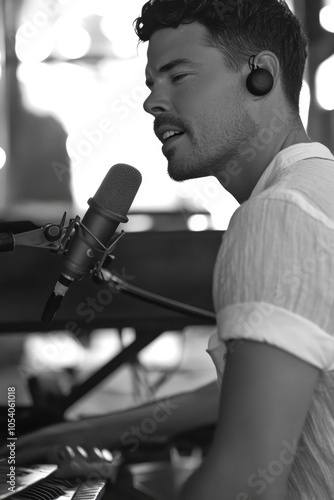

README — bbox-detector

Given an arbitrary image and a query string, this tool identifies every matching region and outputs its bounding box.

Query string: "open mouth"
[162,131,185,144]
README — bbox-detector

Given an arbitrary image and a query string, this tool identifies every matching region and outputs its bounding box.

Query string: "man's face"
[144,21,258,182]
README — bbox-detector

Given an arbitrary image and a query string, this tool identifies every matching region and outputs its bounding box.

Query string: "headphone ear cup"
[246,68,274,96]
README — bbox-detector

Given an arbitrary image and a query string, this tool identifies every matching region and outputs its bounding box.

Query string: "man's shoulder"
[224,182,331,248]
[228,186,302,227]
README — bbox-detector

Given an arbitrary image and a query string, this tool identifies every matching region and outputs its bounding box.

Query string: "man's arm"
[178,340,320,500]
[89,378,219,450]
[13,380,219,465]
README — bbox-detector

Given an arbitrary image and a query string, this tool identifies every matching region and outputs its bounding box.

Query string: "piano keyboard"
[0,448,123,499]
[9,475,106,500]
[0,459,158,499]
[0,464,57,499]
[0,450,123,500]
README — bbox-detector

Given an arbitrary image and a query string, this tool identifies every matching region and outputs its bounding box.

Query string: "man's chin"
[167,163,190,182]
[167,163,204,182]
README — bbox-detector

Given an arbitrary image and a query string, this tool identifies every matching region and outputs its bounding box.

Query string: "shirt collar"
[250,142,334,199]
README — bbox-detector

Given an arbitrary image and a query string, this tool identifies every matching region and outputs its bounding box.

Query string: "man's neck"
[217,116,310,205]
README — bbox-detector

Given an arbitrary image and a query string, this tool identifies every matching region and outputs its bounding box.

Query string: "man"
[9,1,334,499]
[133,1,334,498]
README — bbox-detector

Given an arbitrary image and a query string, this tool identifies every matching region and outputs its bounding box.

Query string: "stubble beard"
[166,111,259,183]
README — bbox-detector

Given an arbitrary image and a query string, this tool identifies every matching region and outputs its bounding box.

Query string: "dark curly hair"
[134,0,308,110]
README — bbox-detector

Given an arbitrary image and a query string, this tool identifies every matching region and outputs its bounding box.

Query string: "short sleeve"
[213,189,334,371]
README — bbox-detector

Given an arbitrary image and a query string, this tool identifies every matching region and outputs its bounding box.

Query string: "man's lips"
[162,131,185,152]
[155,125,185,144]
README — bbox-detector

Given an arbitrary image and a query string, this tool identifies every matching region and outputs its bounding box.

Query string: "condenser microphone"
[42,164,142,325]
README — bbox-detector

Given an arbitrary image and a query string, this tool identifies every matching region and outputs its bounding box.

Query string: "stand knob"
[44,224,61,242]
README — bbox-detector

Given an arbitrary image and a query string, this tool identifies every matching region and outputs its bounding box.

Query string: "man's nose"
[143,89,171,117]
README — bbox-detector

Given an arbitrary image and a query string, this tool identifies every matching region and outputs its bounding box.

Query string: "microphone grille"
[93,164,142,216]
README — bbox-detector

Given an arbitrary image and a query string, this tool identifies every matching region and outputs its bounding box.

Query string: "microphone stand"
[95,268,216,323]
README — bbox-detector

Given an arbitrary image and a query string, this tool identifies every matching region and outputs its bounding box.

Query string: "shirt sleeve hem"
[216,302,334,371]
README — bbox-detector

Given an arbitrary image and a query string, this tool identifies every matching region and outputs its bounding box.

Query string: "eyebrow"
[145,58,199,86]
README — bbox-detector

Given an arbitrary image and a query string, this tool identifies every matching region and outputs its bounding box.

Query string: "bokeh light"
[53,18,91,59]
[319,5,334,32]
[15,27,54,62]
[300,79,311,128]
[316,55,334,110]
[187,214,211,232]
[0,147,6,169]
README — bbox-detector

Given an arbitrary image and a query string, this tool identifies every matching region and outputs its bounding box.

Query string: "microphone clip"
[93,231,125,274]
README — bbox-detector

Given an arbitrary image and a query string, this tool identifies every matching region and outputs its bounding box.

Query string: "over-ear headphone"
[246,55,274,96]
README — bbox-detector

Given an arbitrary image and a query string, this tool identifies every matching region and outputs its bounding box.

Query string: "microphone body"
[62,199,126,280]
[42,164,142,325]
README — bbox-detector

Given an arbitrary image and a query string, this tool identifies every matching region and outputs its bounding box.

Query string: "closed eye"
[172,73,189,82]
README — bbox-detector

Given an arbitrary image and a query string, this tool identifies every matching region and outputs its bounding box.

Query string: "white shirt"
[206,142,334,499]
